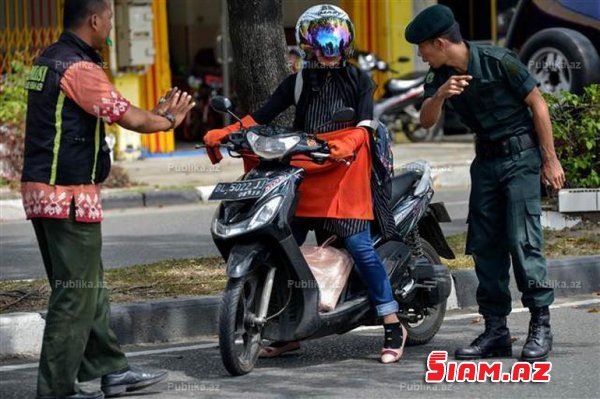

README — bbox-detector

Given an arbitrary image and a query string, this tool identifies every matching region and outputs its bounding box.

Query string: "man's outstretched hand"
[153,87,196,128]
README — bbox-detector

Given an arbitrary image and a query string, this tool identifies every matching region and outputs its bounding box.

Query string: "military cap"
[405,4,457,44]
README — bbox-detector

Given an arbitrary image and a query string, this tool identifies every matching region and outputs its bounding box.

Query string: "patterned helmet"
[295,4,355,60]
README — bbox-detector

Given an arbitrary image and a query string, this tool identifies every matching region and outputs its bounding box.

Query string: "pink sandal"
[380,323,408,364]
[259,341,301,358]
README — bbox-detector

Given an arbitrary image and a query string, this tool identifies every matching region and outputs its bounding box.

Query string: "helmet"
[295,4,355,60]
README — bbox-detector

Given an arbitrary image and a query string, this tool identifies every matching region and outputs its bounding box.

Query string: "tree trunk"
[227,0,292,125]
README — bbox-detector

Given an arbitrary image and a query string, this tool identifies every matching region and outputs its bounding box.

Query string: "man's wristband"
[163,113,176,130]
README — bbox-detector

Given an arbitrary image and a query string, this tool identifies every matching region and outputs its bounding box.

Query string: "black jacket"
[22,31,111,185]
[252,63,375,128]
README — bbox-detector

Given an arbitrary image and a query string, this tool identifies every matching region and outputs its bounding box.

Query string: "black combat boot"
[455,314,513,359]
[521,306,553,362]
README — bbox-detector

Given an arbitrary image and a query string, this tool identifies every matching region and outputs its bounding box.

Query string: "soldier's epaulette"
[479,46,511,61]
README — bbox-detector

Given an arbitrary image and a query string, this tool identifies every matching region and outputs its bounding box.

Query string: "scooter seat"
[385,77,424,94]
[391,170,420,206]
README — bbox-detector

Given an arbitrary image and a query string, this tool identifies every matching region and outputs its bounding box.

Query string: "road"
[0,296,598,398]
[0,187,469,281]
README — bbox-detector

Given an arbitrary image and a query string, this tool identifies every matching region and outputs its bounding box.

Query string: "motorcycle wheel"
[404,112,444,142]
[405,239,447,346]
[219,271,266,376]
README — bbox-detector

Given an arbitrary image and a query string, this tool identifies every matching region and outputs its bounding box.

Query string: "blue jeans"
[292,221,399,317]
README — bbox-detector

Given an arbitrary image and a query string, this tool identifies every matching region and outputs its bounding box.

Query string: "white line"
[0,343,218,372]
[444,298,600,321]
[442,200,469,206]
[352,299,600,330]
[2,299,598,373]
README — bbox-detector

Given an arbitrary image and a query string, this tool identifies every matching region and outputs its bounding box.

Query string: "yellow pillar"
[139,0,175,154]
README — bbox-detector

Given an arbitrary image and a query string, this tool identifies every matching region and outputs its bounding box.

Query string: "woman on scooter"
[204,4,404,364]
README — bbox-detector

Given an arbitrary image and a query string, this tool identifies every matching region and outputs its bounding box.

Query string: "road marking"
[1,298,598,373]
[0,343,219,372]
[442,200,469,206]
[352,298,600,332]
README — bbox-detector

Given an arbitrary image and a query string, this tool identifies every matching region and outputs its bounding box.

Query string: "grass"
[1,226,597,313]
[0,257,227,314]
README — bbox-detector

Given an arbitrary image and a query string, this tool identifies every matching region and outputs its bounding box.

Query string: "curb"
[452,255,600,308]
[0,189,205,221]
[2,255,598,359]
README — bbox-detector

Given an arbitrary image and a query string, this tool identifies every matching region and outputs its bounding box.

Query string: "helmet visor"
[306,19,352,57]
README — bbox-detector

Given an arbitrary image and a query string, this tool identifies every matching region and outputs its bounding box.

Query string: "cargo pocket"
[524,199,543,249]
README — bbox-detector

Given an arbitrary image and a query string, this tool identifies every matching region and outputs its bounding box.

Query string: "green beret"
[405,4,457,44]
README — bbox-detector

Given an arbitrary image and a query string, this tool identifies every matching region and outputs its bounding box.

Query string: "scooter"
[206,96,455,376]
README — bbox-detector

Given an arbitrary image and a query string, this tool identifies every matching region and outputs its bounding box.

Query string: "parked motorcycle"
[355,50,470,142]
[205,96,455,376]
[182,72,225,142]
[355,51,440,142]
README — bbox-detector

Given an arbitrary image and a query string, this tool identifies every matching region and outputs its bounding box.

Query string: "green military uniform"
[422,42,553,316]
[405,5,553,317]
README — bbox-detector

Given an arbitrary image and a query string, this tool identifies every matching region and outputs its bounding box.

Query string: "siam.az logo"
[425,351,551,383]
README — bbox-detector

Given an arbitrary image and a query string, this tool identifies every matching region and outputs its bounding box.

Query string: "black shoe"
[521,306,553,362]
[455,314,513,359]
[101,367,168,397]
[36,390,104,399]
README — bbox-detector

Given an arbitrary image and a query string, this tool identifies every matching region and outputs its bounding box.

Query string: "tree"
[227,0,292,125]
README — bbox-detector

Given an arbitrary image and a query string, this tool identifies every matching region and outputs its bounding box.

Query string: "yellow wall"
[341,0,416,97]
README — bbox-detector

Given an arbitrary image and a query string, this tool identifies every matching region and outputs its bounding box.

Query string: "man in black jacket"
[22,1,193,398]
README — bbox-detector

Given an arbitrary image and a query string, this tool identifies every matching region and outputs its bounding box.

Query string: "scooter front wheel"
[219,271,266,376]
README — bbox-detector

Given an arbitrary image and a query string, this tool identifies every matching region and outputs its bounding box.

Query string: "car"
[505,0,600,94]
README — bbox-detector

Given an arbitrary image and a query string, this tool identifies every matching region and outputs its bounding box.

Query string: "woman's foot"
[380,322,407,364]
[259,341,301,358]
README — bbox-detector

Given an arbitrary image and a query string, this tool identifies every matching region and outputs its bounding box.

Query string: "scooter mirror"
[332,107,356,123]
[210,96,233,113]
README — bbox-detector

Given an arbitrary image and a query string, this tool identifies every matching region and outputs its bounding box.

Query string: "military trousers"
[32,206,128,397]
[466,142,554,316]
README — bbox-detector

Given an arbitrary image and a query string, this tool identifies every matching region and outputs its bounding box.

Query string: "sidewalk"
[119,141,475,190]
[0,142,475,220]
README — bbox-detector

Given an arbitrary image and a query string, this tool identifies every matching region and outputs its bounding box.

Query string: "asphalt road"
[0,187,469,280]
[1,296,598,399]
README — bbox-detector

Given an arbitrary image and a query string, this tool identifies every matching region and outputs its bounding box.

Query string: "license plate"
[209,178,269,201]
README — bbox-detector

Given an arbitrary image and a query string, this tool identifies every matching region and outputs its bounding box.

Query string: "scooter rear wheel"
[219,271,265,376]
[405,239,447,345]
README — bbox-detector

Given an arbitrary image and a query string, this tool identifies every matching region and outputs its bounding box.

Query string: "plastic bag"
[300,236,353,312]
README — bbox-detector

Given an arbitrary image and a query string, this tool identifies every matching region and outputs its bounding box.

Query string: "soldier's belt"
[475,133,537,159]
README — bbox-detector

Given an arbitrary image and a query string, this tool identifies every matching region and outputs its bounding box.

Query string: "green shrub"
[0,61,29,127]
[1,61,29,182]
[544,85,600,188]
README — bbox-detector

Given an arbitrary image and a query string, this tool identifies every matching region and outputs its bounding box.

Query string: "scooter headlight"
[212,196,284,238]
[246,131,301,160]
